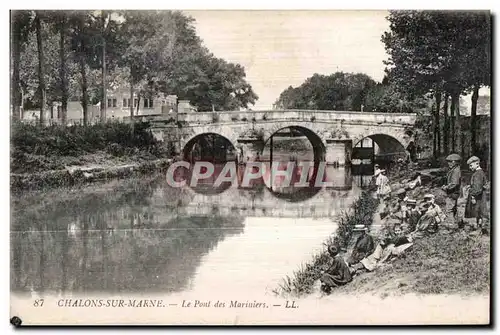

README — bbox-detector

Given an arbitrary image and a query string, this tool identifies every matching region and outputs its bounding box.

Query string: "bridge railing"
[176,110,417,125]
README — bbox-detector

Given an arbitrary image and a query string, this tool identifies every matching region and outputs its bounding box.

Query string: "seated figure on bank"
[403,199,421,234]
[349,226,413,275]
[408,201,440,240]
[320,245,353,294]
[346,226,375,265]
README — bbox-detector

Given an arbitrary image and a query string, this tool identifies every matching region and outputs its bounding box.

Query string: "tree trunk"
[470,84,480,155]
[35,12,46,125]
[450,92,457,153]
[136,96,141,114]
[79,57,88,126]
[432,105,437,159]
[443,93,449,154]
[100,12,107,122]
[79,45,88,126]
[129,80,134,118]
[455,93,462,159]
[11,14,21,121]
[434,91,441,157]
[59,16,68,125]
[78,21,88,126]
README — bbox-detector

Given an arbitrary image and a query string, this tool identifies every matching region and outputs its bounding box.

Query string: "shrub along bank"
[10,121,174,192]
[11,121,169,174]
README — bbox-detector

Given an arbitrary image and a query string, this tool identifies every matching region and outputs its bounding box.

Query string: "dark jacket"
[465,168,487,219]
[347,233,375,264]
[320,255,352,288]
[443,165,461,199]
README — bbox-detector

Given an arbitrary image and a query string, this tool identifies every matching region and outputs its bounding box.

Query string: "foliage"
[364,80,430,113]
[274,72,376,111]
[12,10,259,116]
[382,10,491,156]
[11,121,167,174]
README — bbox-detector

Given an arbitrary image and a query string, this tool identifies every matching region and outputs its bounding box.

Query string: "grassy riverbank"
[275,165,490,298]
[334,167,490,297]
[10,122,173,192]
[273,191,379,297]
[11,121,170,174]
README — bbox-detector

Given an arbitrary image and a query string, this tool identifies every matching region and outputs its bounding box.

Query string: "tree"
[10,10,33,120]
[69,11,93,125]
[363,80,429,113]
[274,72,376,111]
[35,11,47,125]
[383,10,491,158]
[11,10,259,124]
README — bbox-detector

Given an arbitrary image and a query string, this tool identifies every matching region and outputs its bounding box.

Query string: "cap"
[446,154,461,162]
[467,156,480,165]
[406,199,417,205]
[423,194,435,200]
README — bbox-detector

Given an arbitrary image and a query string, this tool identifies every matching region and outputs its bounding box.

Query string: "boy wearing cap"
[408,202,437,240]
[423,194,446,230]
[404,199,421,233]
[347,226,375,265]
[441,154,462,229]
[376,169,391,200]
[465,156,488,231]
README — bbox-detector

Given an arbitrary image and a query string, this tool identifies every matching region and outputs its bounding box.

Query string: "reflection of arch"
[182,133,237,163]
[353,134,407,160]
[261,125,326,162]
[259,126,325,202]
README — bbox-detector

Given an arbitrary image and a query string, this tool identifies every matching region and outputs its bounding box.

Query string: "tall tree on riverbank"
[382,10,491,158]
[70,11,92,125]
[12,10,259,120]
[10,11,33,120]
[35,11,47,125]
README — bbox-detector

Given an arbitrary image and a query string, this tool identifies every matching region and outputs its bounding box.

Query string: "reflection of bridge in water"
[169,167,366,218]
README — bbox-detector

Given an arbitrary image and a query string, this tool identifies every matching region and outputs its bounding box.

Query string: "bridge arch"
[353,133,408,162]
[182,132,238,162]
[261,124,326,162]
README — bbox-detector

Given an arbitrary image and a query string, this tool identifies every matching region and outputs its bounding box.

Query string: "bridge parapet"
[176,110,417,126]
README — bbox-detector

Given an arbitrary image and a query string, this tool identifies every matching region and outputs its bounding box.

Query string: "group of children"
[319,173,449,294]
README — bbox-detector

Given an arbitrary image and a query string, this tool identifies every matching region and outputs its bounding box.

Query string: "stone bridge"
[138,109,416,165]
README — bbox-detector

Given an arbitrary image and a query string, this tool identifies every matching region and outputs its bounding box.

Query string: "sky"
[185,10,391,110]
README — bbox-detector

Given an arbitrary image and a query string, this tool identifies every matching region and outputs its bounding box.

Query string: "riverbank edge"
[10,158,174,193]
[272,190,379,297]
[274,166,490,298]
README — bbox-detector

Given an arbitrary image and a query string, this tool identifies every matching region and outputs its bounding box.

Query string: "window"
[123,98,132,108]
[108,98,117,108]
[144,99,153,108]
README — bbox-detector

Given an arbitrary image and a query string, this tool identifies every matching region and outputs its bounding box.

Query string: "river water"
[10,144,374,298]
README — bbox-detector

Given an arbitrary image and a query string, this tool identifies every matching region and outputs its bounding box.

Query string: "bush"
[11,121,165,172]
